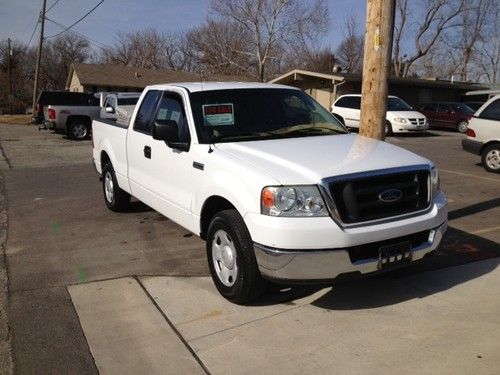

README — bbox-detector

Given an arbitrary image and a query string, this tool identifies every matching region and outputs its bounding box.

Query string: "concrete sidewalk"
[70,258,500,374]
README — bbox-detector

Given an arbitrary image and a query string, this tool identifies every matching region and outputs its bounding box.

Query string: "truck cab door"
[127,90,194,229]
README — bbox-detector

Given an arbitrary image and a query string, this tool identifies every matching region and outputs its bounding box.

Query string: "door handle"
[144,146,151,159]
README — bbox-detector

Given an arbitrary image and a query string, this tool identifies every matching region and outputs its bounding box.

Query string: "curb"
[0,165,13,374]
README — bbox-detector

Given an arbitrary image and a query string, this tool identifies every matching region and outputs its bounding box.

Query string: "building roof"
[66,63,255,90]
[148,81,295,93]
[269,69,487,90]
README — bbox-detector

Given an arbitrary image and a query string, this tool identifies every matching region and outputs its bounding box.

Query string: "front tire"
[102,162,131,211]
[206,209,266,304]
[385,121,393,136]
[482,144,500,173]
[456,120,468,133]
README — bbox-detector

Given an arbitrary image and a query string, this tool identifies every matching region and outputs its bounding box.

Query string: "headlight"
[430,166,440,196]
[393,117,407,123]
[261,186,328,217]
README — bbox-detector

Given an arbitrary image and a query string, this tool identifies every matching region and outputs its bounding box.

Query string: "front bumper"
[462,138,483,155]
[44,120,56,130]
[393,122,428,133]
[254,221,447,281]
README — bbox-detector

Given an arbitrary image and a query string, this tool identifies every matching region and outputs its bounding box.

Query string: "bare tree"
[393,0,466,77]
[186,20,254,76]
[454,0,494,80]
[335,12,364,73]
[473,3,500,83]
[209,0,329,81]
[41,32,90,90]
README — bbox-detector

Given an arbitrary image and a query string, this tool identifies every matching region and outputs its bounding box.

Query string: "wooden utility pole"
[359,0,396,140]
[7,38,12,114]
[32,0,47,117]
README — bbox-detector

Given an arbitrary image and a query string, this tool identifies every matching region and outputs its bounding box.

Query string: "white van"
[331,94,428,134]
[462,94,500,173]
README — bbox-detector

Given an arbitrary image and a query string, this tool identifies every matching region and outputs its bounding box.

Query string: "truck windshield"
[189,88,347,143]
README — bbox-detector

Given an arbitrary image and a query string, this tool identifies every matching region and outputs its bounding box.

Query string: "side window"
[479,99,500,121]
[352,96,361,109]
[437,103,449,113]
[134,90,160,134]
[335,97,348,108]
[424,103,437,111]
[335,96,360,109]
[154,92,191,144]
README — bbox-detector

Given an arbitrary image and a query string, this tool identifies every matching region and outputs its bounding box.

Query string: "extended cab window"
[134,90,160,134]
[479,99,500,121]
[154,93,191,144]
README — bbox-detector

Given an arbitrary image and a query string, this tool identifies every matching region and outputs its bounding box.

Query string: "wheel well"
[200,196,236,240]
[100,151,110,172]
[66,115,91,130]
[481,141,500,155]
[332,113,344,124]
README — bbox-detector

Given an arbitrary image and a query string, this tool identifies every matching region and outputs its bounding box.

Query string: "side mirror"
[153,120,190,152]
[105,106,115,114]
[153,119,178,142]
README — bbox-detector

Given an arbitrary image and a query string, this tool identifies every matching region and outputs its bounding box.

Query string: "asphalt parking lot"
[1,123,499,374]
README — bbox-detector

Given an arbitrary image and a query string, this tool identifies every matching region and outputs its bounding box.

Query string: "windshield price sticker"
[202,103,234,126]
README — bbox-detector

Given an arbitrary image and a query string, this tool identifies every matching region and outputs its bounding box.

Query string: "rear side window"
[422,103,437,111]
[335,96,361,109]
[134,91,161,134]
[479,99,500,121]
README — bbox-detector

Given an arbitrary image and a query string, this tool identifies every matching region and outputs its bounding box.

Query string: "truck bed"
[92,119,130,192]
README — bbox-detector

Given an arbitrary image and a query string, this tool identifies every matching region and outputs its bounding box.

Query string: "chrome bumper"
[254,221,447,281]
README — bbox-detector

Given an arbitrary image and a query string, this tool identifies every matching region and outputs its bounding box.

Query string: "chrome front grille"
[323,166,431,225]
[409,118,425,125]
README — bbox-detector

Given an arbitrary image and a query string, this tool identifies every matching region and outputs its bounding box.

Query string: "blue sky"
[0,0,366,51]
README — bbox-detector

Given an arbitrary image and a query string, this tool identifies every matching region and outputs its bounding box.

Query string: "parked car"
[462,94,500,173]
[44,94,100,140]
[331,94,428,134]
[33,91,98,124]
[420,102,474,133]
[92,82,447,304]
[100,92,141,125]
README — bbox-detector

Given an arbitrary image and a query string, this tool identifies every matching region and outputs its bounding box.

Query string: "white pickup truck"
[92,82,448,304]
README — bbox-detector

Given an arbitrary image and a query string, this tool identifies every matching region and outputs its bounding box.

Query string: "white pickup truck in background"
[92,82,448,304]
[100,92,141,125]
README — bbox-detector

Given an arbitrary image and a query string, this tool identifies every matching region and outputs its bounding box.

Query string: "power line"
[46,0,60,13]
[44,17,111,50]
[27,16,40,47]
[45,0,104,39]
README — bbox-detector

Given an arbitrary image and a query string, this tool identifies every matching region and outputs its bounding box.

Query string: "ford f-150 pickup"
[92,82,448,304]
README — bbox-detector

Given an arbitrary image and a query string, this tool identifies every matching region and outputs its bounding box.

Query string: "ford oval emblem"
[378,189,403,203]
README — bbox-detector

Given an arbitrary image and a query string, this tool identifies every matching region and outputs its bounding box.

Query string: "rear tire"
[68,120,90,140]
[482,144,500,173]
[206,209,266,304]
[102,162,131,211]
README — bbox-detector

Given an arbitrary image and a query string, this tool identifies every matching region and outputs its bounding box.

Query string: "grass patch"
[0,115,32,125]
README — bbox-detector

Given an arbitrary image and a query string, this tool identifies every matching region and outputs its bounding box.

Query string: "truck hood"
[215,134,430,184]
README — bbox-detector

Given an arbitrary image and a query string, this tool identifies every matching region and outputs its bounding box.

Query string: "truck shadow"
[257,226,499,309]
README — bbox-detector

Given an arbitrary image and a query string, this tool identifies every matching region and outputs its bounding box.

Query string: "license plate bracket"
[378,241,412,269]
